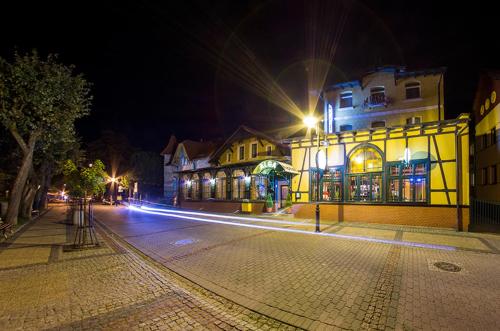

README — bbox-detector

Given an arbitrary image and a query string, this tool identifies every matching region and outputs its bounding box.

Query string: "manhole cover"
[173,238,197,246]
[433,261,461,272]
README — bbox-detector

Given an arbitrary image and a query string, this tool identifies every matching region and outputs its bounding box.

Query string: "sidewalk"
[0,206,294,330]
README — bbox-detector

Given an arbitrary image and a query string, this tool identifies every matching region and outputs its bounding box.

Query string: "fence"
[470,198,500,231]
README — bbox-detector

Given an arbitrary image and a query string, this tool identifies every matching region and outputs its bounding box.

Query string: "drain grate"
[433,261,461,273]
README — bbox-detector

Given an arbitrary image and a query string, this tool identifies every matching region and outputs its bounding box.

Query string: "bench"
[0,222,12,239]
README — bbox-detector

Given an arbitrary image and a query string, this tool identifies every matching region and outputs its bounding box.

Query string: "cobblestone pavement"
[0,206,296,330]
[93,205,500,330]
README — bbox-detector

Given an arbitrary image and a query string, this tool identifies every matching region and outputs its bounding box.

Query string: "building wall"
[290,116,470,228]
[180,200,265,214]
[217,138,282,166]
[324,71,444,132]
[291,203,469,230]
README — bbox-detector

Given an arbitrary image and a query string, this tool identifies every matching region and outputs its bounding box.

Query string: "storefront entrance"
[252,160,298,210]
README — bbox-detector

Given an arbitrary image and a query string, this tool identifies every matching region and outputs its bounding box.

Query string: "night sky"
[1,0,498,152]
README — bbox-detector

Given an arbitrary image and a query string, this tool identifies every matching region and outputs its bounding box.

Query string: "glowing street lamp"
[303,115,321,233]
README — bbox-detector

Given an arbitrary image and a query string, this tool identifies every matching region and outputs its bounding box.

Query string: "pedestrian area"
[0,206,293,330]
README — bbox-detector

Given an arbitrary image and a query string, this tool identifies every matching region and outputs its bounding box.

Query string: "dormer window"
[339,91,353,108]
[405,82,421,99]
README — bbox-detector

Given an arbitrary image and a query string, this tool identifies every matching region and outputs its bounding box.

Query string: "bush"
[285,193,292,207]
[265,194,273,209]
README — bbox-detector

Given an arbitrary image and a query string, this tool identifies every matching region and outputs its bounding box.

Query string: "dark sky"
[1,0,498,152]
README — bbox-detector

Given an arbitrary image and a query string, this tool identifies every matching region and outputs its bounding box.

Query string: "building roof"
[209,125,289,163]
[160,135,178,155]
[324,66,446,92]
[181,140,219,160]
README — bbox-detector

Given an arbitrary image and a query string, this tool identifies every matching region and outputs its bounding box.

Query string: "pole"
[315,123,321,233]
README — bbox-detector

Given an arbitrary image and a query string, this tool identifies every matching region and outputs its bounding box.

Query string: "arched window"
[181,175,190,199]
[348,146,383,202]
[232,170,246,200]
[215,171,227,200]
[191,174,200,200]
[202,173,212,200]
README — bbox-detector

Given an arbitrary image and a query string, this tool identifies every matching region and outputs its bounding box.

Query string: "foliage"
[129,151,163,197]
[63,159,106,198]
[265,194,273,209]
[285,193,292,207]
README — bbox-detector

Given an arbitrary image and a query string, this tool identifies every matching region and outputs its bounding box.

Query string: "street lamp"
[303,115,321,233]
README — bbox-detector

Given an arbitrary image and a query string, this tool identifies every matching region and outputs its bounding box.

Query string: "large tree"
[0,51,91,225]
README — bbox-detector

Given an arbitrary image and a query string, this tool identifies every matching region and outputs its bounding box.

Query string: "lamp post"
[303,116,321,233]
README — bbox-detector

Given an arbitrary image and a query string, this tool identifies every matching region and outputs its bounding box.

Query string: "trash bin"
[241,200,252,214]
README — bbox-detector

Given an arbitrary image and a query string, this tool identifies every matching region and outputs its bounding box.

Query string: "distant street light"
[303,115,321,233]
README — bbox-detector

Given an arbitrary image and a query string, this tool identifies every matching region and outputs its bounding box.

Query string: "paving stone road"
[0,206,296,330]
[93,204,500,330]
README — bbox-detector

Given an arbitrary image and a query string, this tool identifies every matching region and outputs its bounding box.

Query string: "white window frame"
[238,145,245,161]
[339,91,353,109]
[405,81,421,100]
[406,116,422,125]
[250,142,258,159]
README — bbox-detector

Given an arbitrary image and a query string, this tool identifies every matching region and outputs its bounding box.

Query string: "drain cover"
[173,238,197,246]
[433,261,461,272]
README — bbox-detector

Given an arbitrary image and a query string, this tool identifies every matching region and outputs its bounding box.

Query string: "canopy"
[252,160,299,175]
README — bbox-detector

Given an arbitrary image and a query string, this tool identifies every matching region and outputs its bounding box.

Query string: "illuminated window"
[251,175,268,200]
[387,161,428,203]
[231,170,246,200]
[215,171,227,199]
[339,91,353,108]
[405,82,421,99]
[251,143,257,158]
[202,173,212,200]
[347,146,383,202]
[318,168,343,202]
[328,104,333,133]
[191,174,200,200]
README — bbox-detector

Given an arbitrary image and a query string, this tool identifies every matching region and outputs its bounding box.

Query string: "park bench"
[0,221,13,239]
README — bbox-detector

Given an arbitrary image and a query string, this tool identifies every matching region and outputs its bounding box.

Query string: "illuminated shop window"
[202,173,212,200]
[387,161,428,203]
[347,146,383,202]
[251,175,268,200]
[319,168,343,202]
[231,169,246,200]
[215,171,227,199]
[181,175,190,199]
[191,174,200,200]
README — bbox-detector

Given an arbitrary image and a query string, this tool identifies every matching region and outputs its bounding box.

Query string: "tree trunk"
[5,132,38,225]
[20,185,36,219]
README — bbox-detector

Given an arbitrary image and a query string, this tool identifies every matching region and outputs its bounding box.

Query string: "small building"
[470,71,500,230]
[290,66,471,230]
[177,126,297,213]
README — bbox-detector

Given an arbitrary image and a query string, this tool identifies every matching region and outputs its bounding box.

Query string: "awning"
[252,160,299,175]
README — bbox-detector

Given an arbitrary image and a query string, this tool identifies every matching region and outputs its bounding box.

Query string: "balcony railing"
[363,94,391,109]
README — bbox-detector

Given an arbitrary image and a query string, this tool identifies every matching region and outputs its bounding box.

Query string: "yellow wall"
[291,118,470,206]
[218,138,280,166]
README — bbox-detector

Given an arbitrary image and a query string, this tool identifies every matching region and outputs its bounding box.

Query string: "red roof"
[160,135,177,155]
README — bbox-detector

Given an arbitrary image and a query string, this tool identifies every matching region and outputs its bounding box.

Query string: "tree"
[0,51,91,224]
[63,159,106,198]
[129,151,163,198]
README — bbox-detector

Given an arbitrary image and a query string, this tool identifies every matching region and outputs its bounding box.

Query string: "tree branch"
[9,126,29,154]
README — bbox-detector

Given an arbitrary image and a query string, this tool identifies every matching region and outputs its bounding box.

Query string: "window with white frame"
[339,91,353,108]
[406,117,422,125]
[405,82,421,99]
[251,143,257,158]
[238,145,245,161]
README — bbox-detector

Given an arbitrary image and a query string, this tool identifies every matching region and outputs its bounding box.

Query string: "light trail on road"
[128,205,456,251]
[139,205,312,226]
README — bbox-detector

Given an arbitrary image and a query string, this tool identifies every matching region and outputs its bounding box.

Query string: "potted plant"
[265,194,273,213]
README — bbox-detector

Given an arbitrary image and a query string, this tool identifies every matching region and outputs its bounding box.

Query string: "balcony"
[363,94,391,109]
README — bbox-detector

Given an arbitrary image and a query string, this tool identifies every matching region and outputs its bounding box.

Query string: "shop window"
[347,146,383,202]
[251,175,268,200]
[251,143,258,158]
[215,171,227,199]
[319,168,343,201]
[232,170,246,200]
[340,124,352,131]
[202,173,212,200]
[238,146,245,161]
[371,121,385,128]
[405,82,421,99]
[266,145,272,156]
[339,91,353,108]
[191,174,200,200]
[387,161,428,203]
[181,176,189,199]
